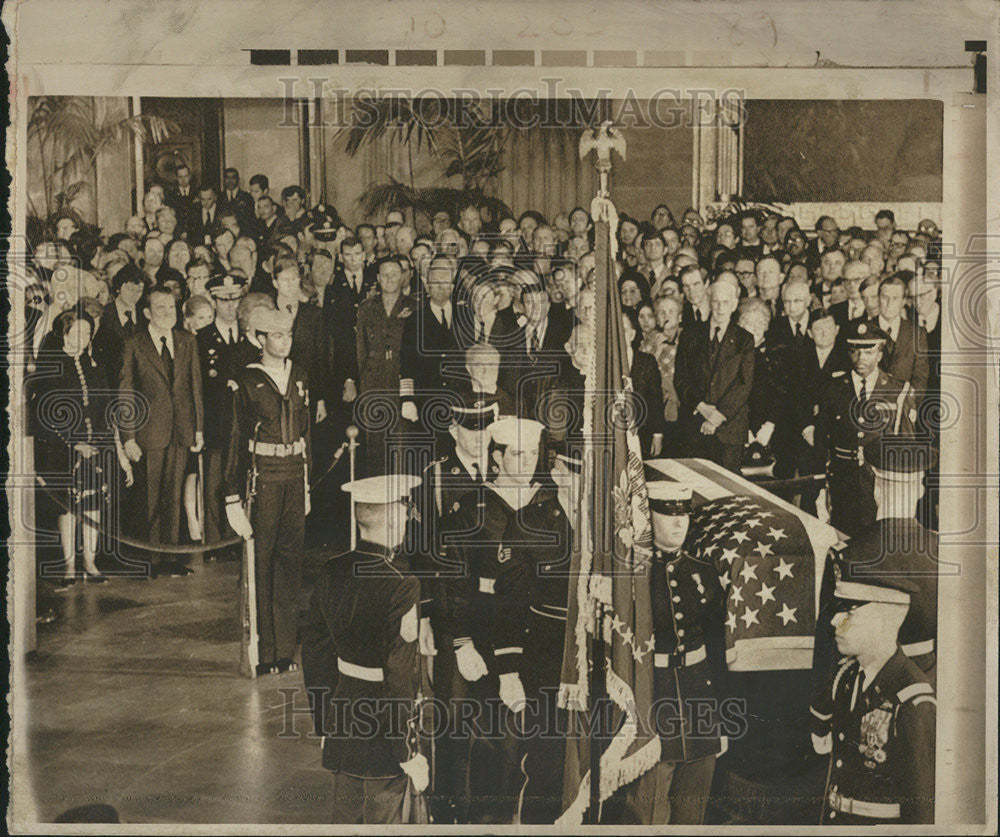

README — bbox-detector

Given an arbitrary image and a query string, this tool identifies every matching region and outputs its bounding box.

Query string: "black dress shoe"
[276,658,300,673]
[83,570,109,584]
[162,562,194,577]
[255,662,278,676]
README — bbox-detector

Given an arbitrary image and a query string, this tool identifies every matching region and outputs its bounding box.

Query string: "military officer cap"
[646,482,693,516]
[341,474,422,505]
[488,417,545,450]
[255,308,295,335]
[845,319,890,347]
[863,435,939,480]
[452,399,499,431]
[832,564,919,611]
[206,272,248,299]
[306,203,341,241]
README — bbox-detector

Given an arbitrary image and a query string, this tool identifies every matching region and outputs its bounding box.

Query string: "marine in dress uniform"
[818,569,936,825]
[611,483,728,825]
[223,309,311,674]
[439,417,547,824]
[492,437,581,823]
[814,321,917,537]
[301,474,430,824]
[195,272,246,548]
[403,400,497,823]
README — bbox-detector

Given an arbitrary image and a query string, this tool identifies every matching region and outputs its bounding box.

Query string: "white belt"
[530,604,568,621]
[249,438,306,457]
[337,659,384,682]
[902,638,935,657]
[653,645,706,668]
[828,791,900,819]
[478,577,495,594]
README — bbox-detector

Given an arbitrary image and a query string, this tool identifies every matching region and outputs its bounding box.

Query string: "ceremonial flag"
[645,457,844,671]
[557,202,661,825]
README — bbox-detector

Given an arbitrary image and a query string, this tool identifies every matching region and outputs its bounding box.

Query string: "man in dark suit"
[218,167,255,230]
[509,279,574,424]
[829,260,870,328]
[97,264,148,388]
[679,264,711,329]
[674,279,755,472]
[253,195,288,247]
[119,286,204,576]
[869,273,930,402]
[399,254,462,425]
[187,185,220,247]
[195,273,246,549]
[765,276,811,351]
[165,163,199,235]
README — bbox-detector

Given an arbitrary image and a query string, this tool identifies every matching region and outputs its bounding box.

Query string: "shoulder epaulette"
[897,681,934,704]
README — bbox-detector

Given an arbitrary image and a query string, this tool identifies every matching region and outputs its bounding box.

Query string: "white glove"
[756,421,775,448]
[811,732,832,755]
[802,425,816,447]
[123,439,143,462]
[455,642,488,682]
[401,401,419,423]
[499,672,526,710]
[225,501,254,540]
[418,616,437,657]
[399,753,430,794]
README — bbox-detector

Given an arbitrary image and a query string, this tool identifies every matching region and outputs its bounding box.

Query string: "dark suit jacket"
[630,347,667,455]
[120,328,203,450]
[196,321,243,449]
[186,204,218,247]
[322,264,379,395]
[510,310,574,421]
[868,317,929,400]
[829,299,867,330]
[765,313,811,352]
[674,319,755,446]
[289,302,332,407]
[399,299,463,403]
[681,298,710,330]
[98,302,148,388]
[794,341,849,434]
[218,189,255,229]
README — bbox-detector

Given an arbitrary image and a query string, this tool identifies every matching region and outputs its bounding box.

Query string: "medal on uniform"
[859,705,892,767]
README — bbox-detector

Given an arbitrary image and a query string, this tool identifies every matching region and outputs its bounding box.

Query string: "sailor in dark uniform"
[492,435,581,823]
[222,309,311,674]
[196,272,246,549]
[819,568,936,825]
[810,438,938,758]
[439,417,547,824]
[612,483,728,825]
[301,474,430,824]
[814,321,917,537]
[404,399,497,823]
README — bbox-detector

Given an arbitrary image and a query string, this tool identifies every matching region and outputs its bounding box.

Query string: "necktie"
[858,377,867,405]
[124,309,134,334]
[531,329,541,355]
[712,326,721,346]
[204,209,210,226]
[695,309,703,323]
[443,307,451,329]
[794,321,802,338]
[476,321,484,343]
[160,335,173,382]
[472,462,483,484]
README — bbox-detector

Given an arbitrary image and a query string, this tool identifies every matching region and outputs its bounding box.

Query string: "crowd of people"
[22,162,943,824]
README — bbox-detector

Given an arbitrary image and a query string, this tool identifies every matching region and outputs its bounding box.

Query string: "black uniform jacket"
[301,542,421,778]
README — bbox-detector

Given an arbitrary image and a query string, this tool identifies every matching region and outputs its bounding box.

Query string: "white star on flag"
[611,614,624,632]
[726,611,738,632]
[731,530,750,544]
[774,558,795,579]
[721,547,739,564]
[753,541,774,558]
[768,527,787,542]
[777,604,798,625]
[741,607,760,628]
[704,544,718,557]
[719,570,730,587]
[644,636,656,653]
[756,581,776,604]
[730,584,743,604]
[739,562,758,583]
[757,511,774,519]
[745,517,762,529]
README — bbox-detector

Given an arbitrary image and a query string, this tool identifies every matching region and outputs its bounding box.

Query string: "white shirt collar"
[878,314,902,338]
[249,359,292,393]
[815,344,833,367]
[709,315,730,336]
[455,447,486,481]
[115,297,136,324]
[148,324,174,355]
[851,367,880,395]
[918,304,939,332]
[787,311,809,331]
[217,320,237,343]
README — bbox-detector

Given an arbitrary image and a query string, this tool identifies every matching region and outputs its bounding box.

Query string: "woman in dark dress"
[34,308,128,587]
[621,308,666,458]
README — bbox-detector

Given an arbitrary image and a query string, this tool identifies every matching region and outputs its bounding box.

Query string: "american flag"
[646,458,843,671]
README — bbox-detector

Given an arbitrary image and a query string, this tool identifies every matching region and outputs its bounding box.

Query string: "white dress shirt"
[148,324,174,358]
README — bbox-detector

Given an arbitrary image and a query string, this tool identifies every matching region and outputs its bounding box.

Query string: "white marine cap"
[341,474,422,505]
[488,417,545,449]
[646,481,693,515]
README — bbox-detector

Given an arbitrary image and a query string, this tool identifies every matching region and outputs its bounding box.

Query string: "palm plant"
[27,95,176,222]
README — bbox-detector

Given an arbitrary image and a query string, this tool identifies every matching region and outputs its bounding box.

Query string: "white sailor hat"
[341,474,422,505]
[207,272,249,299]
[255,308,295,335]
[488,417,545,449]
[646,482,693,515]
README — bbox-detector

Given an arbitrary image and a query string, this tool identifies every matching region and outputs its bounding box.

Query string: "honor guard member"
[301,474,431,824]
[223,308,311,674]
[492,435,581,824]
[440,417,547,824]
[810,437,938,756]
[819,570,936,825]
[196,271,247,549]
[612,483,728,825]
[404,398,497,824]
[815,321,917,537]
